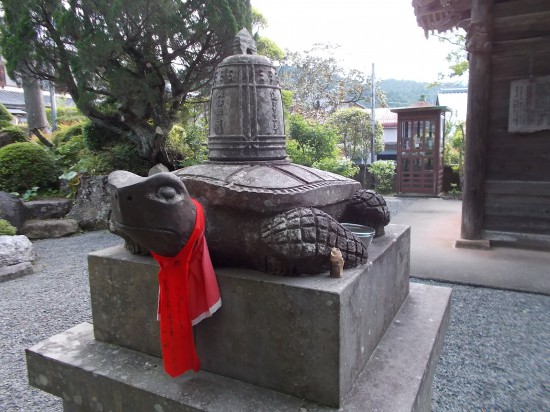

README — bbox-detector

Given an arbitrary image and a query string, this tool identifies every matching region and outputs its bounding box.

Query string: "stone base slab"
[27,283,451,412]
[0,261,33,283]
[89,224,410,406]
[21,219,79,239]
[455,238,491,250]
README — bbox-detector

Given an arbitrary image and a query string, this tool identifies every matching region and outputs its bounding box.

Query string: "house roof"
[412,0,472,34]
[390,98,450,113]
[8,108,26,116]
[0,89,27,107]
[374,108,398,128]
[0,88,75,109]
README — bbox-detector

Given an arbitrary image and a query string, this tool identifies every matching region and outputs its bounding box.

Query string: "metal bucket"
[341,223,375,248]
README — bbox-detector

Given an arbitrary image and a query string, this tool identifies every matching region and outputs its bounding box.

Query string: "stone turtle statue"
[108,166,389,276]
[107,29,390,276]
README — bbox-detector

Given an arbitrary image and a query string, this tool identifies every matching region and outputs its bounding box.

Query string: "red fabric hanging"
[151,199,221,377]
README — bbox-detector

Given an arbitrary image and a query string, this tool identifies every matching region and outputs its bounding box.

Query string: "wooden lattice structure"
[392,101,449,196]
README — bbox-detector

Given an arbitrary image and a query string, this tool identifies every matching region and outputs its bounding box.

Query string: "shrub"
[368,160,396,194]
[0,219,16,235]
[109,143,149,176]
[0,120,13,129]
[287,114,339,166]
[171,123,208,168]
[82,120,122,151]
[0,126,28,144]
[0,103,13,122]
[312,157,359,178]
[47,105,86,126]
[0,142,59,192]
[52,121,86,146]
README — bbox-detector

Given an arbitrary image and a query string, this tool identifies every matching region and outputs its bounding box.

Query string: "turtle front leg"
[340,189,390,238]
[260,207,368,276]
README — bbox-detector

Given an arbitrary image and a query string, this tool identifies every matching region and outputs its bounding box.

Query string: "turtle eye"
[157,186,181,203]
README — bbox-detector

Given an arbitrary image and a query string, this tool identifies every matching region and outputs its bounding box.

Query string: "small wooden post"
[461,0,494,240]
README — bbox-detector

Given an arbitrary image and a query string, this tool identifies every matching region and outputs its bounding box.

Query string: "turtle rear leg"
[341,189,390,237]
[260,207,368,276]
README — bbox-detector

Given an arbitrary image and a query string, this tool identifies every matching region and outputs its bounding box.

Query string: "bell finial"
[233,28,257,55]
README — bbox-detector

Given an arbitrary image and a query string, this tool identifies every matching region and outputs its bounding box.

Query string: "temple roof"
[412,0,472,34]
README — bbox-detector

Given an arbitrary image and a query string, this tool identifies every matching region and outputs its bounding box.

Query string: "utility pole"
[371,63,376,164]
[49,82,57,132]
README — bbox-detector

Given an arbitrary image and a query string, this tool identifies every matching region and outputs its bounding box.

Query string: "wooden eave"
[412,0,472,34]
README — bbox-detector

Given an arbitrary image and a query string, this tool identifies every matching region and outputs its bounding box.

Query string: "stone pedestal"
[26,224,452,411]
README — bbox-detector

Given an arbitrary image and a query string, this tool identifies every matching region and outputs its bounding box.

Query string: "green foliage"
[0,103,13,122]
[448,183,462,198]
[56,135,149,177]
[257,37,284,61]
[435,31,468,80]
[0,125,28,144]
[82,121,122,152]
[0,142,59,192]
[312,157,358,178]
[0,219,17,235]
[54,134,87,170]
[444,121,465,166]
[0,0,252,163]
[109,143,150,176]
[281,90,293,113]
[286,113,359,178]
[287,114,338,166]
[328,108,384,161]
[171,101,209,168]
[171,124,208,168]
[252,7,284,61]
[0,120,13,129]
[368,160,396,194]
[47,105,86,126]
[52,122,86,146]
[19,186,39,201]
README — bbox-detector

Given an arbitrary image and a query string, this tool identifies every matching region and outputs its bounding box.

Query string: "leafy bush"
[0,142,59,193]
[368,160,396,194]
[171,123,208,168]
[312,157,359,178]
[52,121,86,146]
[287,114,339,166]
[47,105,86,126]
[0,120,13,130]
[82,120,122,151]
[0,219,16,235]
[0,103,13,122]
[0,126,28,144]
[109,142,149,176]
[54,134,87,170]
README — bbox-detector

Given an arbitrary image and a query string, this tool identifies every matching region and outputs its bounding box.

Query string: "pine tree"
[0,0,252,165]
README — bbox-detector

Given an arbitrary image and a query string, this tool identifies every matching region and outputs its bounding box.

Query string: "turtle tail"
[260,207,368,276]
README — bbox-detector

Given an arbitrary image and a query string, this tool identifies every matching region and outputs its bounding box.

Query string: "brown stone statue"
[107,29,390,276]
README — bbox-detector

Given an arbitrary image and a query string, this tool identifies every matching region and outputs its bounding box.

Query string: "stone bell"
[208,29,286,161]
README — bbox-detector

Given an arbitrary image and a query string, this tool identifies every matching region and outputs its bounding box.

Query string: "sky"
[251,0,462,82]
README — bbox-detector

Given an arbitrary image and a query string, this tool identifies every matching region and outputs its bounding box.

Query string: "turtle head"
[107,170,197,257]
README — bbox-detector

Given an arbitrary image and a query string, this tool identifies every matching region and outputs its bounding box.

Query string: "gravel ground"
[1,197,549,411]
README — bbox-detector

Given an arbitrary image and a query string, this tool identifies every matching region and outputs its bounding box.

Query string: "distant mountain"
[378,79,467,108]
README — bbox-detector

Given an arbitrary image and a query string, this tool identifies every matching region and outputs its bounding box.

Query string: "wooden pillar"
[461,0,494,240]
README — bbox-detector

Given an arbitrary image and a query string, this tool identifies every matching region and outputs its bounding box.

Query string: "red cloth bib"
[151,199,221,377]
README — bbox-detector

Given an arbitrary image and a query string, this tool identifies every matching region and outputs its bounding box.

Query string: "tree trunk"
[21,72,52,147]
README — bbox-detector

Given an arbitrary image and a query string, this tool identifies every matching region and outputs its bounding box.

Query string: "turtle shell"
[174,160,361,213]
